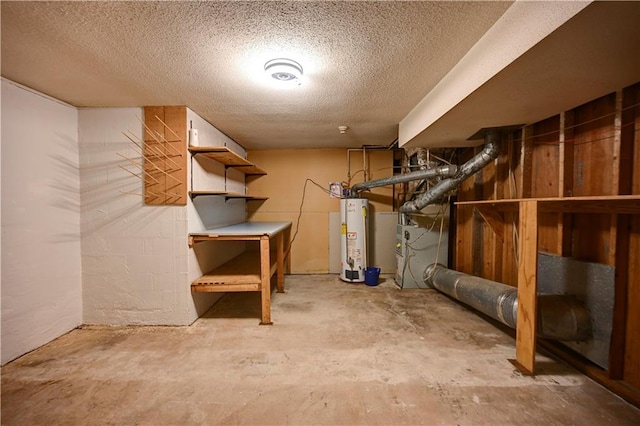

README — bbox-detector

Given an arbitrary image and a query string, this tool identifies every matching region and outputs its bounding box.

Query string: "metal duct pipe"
[351,165,458,193]
[400,130,501,213]
[424,265,591,342]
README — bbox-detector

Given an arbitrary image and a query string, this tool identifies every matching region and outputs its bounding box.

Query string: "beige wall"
[247,149,393,273]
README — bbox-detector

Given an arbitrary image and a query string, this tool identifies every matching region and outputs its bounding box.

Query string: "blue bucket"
[364,267,381,286]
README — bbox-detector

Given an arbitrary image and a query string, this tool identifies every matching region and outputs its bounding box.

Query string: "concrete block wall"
[79,107,250,326]
[1,79,82,364]
[79,107,194,325]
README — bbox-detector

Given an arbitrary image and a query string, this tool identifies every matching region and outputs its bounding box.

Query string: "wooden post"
[520,126,533,199]
[276,231,285,293]
[515,200,539,374]
[259,236,272,325]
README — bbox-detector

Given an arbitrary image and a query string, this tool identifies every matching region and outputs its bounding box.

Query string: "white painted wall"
[1,79,82,364]
[80,107,248,325]
[79,108,195,325]
[0,92,252,360]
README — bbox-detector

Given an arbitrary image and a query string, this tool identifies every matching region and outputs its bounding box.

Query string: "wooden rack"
[143,106,188,205]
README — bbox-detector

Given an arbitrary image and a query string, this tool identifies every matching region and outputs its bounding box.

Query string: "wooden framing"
[457,195,640,374]
[453,81,640,405]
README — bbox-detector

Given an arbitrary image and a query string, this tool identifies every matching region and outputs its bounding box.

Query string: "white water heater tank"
[340,198,369,282]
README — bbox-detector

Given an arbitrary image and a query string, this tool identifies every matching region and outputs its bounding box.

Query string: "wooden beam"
[514,200,539,375]
[520,126,533,198]
[276,231,285,293]
[609,214,630,379]
[259,236,272,325]
[558,110,575,256]
[608,91,624,267]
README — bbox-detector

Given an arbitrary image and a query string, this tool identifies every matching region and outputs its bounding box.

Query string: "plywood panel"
[455,149,477,275]
[502,136,519,286]
[572,93,616,196]
[569,94,617,264]
[531,115,561,255]
[143,106,187,205]
[481,158,498,281]
[531,116,561,197]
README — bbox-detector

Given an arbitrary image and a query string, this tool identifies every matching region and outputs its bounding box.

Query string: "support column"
[259,236,272,325]
[515,200,539,374]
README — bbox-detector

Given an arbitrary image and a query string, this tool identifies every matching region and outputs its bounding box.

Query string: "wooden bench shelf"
[188,146,267,175]
[191,250,277,293]
[189,222,292,325]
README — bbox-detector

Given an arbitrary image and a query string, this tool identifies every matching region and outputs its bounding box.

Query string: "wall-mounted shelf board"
[456,195,640,214]
[188,190,268,202]
[188,146,266,175]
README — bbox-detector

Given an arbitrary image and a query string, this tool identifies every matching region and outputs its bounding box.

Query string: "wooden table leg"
[514,200,539,374]
[276,231,285,293]
[259,236,272,325]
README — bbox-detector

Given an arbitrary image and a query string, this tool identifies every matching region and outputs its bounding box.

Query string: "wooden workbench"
[189,221,292,325]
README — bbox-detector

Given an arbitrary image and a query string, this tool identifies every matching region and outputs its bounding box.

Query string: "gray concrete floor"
[2,274,639,425]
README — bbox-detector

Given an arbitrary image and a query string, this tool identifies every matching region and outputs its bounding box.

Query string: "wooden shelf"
[191,250,276,293]
[188,191,268,201]
[188,146,266,175]
[456,195,640,214]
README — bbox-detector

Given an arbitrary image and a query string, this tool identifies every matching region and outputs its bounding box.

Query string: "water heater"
[340,198,369,282]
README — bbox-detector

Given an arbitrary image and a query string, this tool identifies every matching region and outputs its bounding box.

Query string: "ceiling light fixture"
[264,58,303,85]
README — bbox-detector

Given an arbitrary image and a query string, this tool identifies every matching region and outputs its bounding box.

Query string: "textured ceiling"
[1,1,638,150]
[1,0,512,149]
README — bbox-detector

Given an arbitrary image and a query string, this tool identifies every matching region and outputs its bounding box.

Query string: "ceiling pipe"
[350,127,506,216]
[399,128,501,213]
[424,264,592,342]
[350,164,458,193]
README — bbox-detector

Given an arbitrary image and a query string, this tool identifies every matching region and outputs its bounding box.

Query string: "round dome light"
[264,58,303,85]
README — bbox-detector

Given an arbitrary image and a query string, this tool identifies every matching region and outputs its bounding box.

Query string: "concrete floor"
[2,274,639,425]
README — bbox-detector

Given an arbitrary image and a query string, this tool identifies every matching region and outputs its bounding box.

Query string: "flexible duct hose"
[424,264,591,342]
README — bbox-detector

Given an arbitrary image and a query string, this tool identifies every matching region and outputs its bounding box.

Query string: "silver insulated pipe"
[350,128,502,214]
[400,130,501,213]
[424,264,591,342]
[350,165,458,193]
